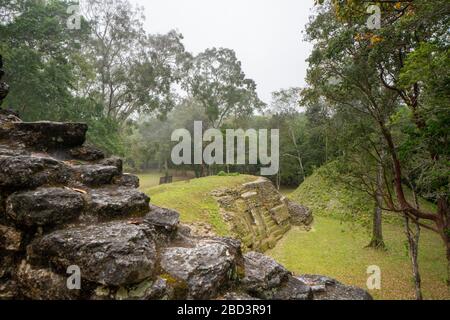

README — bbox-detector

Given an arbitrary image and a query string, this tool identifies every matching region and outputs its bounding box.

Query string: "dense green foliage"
[303,0,450,292]
[0,0,336,185]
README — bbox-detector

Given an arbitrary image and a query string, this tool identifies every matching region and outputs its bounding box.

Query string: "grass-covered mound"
[267,165,449,300]
[142,175,256,236]
[290,168,374,225]
[289,164,436,227]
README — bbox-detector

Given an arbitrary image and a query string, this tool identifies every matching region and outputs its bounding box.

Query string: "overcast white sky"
[131,0,315,104]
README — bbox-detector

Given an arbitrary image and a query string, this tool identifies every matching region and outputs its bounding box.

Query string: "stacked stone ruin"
[0,110,372,300]
[212,178,314,252]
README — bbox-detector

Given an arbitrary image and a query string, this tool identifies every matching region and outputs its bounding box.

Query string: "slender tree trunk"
[288,127,306,183]
[367,161,385,249]
[406,186,423,299]
[276,172,281,191]
[437,198,450,288]
[164,159,169,179]
[194,165,201,178]
[368,204,384,249]
[405,216,423,300]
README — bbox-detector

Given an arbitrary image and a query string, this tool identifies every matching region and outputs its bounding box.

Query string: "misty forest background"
[0,0,449,299]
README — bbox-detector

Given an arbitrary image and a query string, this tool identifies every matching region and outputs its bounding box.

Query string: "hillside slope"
[289,165,437,226]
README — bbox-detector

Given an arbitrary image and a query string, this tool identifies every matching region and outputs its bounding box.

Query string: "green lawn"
[267,216,449,300]
[143,175,256,236]
[137,170,194,191]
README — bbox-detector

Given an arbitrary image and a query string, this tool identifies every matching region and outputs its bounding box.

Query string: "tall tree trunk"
[405,186,423,299]
[367,161,385,249]
[276,172,281,191]
[288,127,306,183]
[164,159,169,179]
[405,216,423,300]
[437,198,450,288]
[194,165,201,178]
[368,203,384,249]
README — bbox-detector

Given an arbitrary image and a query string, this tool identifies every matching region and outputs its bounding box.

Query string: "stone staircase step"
[0,156,72,190]
[98,157,123,172]
[28,221,157,287]
[87,187,150,220]
[269,205,291,225]
[68,145,105,161]
[267,223,282,234]
[0,144,29,157]
[6,187,85,228]
[0,121,87,149]
[112,174,140,188]
[73,164,120,186]
[262,214,278,226]
[272,229,286,240]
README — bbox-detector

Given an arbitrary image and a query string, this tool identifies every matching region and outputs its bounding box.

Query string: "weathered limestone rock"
[0,144,29,157]
[272,276,312,300]
[113,174,140,188]
[99,157,123,173]
[101,277,175,300]
[0,156,72,190]
[0,121,88,149]
[0,254,16,278]
[223,292,260,300]
[269,205,291,225]
[16,261,80,300]
[0,279,17,300]
[87,187,150,220]
[297,275,373,300]
[160,240,238,299]
[145,205,180,231]
[129,277,173,300]
[6,188,84,228]
[0,109,19,120]
[213,178,293,252]
[0,225,21,251]
[286,200,314,227]
[73,164,120,186]
[241,252,312,300]
[29,222,157,286]
[241,252,290,299]
[69,145,105,161]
